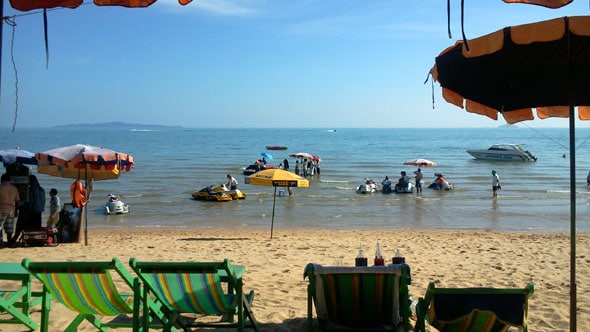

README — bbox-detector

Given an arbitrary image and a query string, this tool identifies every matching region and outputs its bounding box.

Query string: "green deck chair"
[0,284,45,330]
[129,258,259,332]
[414,282,534,332]
[304,263,412,331]
[21,257,173,332]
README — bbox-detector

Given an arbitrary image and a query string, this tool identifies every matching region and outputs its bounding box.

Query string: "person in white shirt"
[491,170,501,198]
[226,174,238,190]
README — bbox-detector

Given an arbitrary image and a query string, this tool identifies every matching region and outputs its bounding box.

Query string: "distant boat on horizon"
[266,145,288,150]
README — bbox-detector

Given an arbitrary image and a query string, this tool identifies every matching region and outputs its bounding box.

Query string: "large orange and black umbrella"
[431,16,590,331]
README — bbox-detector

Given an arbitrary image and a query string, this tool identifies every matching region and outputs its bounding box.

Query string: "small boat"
[466,144,537,162]
[104,194,130,214]
[266,146,287,150]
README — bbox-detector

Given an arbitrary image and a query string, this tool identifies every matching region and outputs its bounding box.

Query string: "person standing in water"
[226,174,238,190]
[414,168,423,194]
[491,170,501,198]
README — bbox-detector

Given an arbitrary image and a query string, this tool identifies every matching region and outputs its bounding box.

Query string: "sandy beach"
[1,229,588,331]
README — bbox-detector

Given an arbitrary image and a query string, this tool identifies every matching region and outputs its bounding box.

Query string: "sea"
[2,126,589,233]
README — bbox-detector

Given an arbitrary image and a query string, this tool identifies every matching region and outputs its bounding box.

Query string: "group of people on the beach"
[293,158,320,177]
[377,168,501,197]
[378,168,449,194]
[0,172,62,247]
[0,160,91,247]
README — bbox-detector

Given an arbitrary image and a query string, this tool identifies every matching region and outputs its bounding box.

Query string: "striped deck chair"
[303,263,412,332]
[129,258,259,332]
[413,282,534,332]
[21,257,172,332]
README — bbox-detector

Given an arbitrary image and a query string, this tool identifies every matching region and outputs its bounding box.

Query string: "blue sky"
[1,0,589,128]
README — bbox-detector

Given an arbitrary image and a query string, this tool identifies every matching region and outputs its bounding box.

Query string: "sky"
[0,0,589,128]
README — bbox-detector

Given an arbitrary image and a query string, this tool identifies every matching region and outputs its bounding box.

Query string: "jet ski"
[104,194,130,214]
[356,178,378,194]
[428,173,454,190]
[219,184,247,200]
[191,184,238,202]
[381,176,394,193]
[394,171,414,193]
[242,164,276,175]
[394,181,414,194]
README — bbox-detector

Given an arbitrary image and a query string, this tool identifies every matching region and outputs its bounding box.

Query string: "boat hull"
[266,146,287,150]
[466,144,537,162]
[466,151,534,161]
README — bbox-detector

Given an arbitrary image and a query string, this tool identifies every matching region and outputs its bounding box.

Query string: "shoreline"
[1,229,588,331]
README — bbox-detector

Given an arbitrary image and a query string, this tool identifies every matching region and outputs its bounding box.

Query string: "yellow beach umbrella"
[246,169,309,238]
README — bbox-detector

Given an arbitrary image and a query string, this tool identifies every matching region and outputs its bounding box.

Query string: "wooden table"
[0,262,46,330]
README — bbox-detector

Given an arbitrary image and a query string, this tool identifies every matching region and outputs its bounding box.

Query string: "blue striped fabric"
[145,272,236,314]
[36,272,134,316]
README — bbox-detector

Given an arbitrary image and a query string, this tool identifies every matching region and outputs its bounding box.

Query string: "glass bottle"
[374,241,384,266]
[355,247,368,267]
[392,247,405,264]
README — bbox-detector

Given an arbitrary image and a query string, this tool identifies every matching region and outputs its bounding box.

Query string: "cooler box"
[22,228,57,246]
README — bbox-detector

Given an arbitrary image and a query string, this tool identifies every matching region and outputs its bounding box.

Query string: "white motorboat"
[104,194,129,215]
[466,144,537,162]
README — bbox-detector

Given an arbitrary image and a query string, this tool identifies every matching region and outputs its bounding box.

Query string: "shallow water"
[2,126,589,232]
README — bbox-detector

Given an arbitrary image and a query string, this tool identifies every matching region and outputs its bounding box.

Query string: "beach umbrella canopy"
[289,152,314,159]
[246,168,309,239]
[35,144,134,181]
[9,0,191,10]
[0,148,37,166]
[403,158,437,167]
[261,152,274,161]
[430,16,590,331]
[502,0,572,8]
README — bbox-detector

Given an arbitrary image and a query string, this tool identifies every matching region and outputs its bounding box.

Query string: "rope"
[519,122,590,152]
[6,16,19,133]
[1,2,91,131]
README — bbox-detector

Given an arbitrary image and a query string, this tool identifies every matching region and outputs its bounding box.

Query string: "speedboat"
[191,185,233,202]
[104,194,129,214]
[466,144,537,162]
[428,173,454,190]
[356,178,378,194]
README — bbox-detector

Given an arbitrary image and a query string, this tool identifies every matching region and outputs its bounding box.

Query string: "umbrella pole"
[271,186,277,239]
[84,165,89,246]
[0,0,3,110]
[569,105,577,332]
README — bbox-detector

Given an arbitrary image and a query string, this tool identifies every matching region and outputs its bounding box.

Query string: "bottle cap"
[357,248,365,258]
[375,241,383,258]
